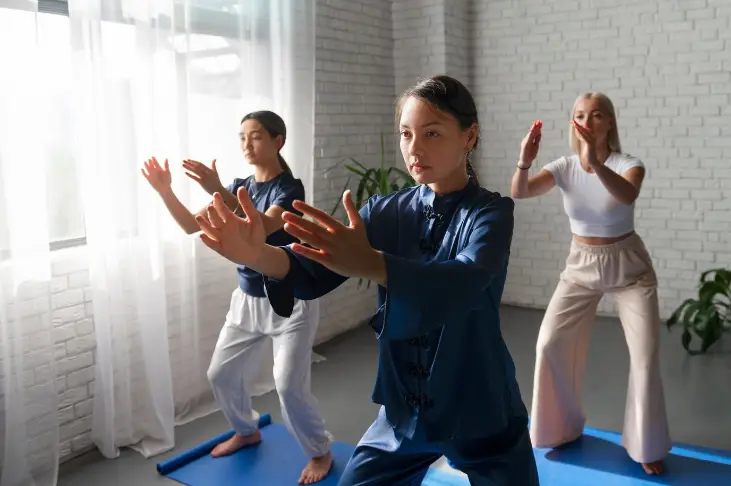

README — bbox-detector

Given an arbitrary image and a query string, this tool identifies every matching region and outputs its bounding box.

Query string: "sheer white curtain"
[0,0,314,482]
[0,3,60,486]
[67,0,316,460]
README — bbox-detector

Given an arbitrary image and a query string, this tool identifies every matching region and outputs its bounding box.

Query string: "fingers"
[571,121,593,142]
[236,186,258,221]
[148,156,170,173]
[521,120,542,148]
[199,233,221,252]
[185,171,202,183]
[211,192,231,224]
[290,243,329,266]
[530,119,542,135]
[342,190,362,229]
[195,213,221,242]
[211,159,217,172]
[291,200,342,232]
[142,159,158,178]
[282,212,329,234]
[283,219,329,250]
[207,202,225,229]
[182,159,208,175]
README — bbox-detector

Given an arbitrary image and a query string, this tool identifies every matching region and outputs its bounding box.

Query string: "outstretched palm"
[196,187,266,267]
[141,157,172,193]
[183,159,224,195]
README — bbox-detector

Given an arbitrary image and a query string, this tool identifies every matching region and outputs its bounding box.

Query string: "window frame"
[2,0,255,253]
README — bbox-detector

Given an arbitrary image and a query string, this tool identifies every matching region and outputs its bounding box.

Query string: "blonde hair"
[569,92,621,155]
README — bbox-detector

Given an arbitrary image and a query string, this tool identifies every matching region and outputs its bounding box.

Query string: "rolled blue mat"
[156,413,272,475]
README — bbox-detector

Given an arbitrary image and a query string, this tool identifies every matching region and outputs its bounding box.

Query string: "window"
[0,0,275,252]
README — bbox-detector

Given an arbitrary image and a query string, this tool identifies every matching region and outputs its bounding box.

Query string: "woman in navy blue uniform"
[141,111,332,485]
[194,77,539,485]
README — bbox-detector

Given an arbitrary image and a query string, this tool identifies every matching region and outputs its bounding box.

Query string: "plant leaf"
[714,269,731,286]
[666,298,699,329]
[330,177,351,217]
[355,169,377,208]
[699,281,727,304]
[388,166,413,180]
[347,158,370,173]
[380,169,389,195]
[681,328,692,351]
[344,165,368,178]
[700,312,723,353]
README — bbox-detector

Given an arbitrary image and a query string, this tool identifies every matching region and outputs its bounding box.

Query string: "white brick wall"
[312,0,396,340]
[393,0,447,94]
[471,0,731,318]
[1,0,395,466]
[29,244,237,463]
[391,0,471,93]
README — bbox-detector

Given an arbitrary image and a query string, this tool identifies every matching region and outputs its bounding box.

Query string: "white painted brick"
[51,276,68,293]
[471,0,731,318]
[53,323,76,343]
[52,289,85,310]
[59,416,92,443]
[57,351,93,376]
[58,406,75,426]
[67,271,90,289]
[75,318,94,336]
[58,386,89,410]
[52,304,85,325]
[74,398,93,418]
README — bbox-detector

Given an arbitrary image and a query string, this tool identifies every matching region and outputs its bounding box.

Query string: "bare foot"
[641,460,664,475]
[210,429,262,457]
[298,451,333,484]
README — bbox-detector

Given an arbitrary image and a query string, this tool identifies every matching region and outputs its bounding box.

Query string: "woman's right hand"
[196,187,267,267]
[519,120,542,167]
[141,157,172,194]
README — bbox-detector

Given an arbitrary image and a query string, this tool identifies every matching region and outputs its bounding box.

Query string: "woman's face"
[572,97,612,148]
[239,119,281,166]
[398,96,476,186]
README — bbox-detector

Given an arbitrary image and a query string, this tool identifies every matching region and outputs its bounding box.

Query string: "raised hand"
[571,121,598,168]
[183,159,224,195]
[196,186,267,267]
[281,190,385,282]
[519,120,542,167]
[141,157,172,194]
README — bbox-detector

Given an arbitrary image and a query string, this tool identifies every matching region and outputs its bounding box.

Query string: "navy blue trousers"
[338,407,539,485]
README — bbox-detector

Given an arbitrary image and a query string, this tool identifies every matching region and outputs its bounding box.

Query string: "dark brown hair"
[395,75,480,183]
[241,111,292,174]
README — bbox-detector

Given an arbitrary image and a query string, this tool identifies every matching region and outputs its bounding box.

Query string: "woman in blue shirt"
[142,111,332,485]
[194,77,539,485]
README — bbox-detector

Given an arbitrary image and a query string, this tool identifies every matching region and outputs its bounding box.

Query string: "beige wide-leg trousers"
[529,232,672,463]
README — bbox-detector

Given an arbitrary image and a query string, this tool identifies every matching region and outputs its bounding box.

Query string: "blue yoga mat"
[156,414,273,476]
[157,413,731,485]
[531,424,731,486]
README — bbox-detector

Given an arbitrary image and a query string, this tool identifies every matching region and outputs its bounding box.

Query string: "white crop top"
[542,153,644,238]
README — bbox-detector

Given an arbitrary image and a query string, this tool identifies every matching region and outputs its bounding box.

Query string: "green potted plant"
[667,268,731,355]
[326,132,415,219]
[325,132,416,288]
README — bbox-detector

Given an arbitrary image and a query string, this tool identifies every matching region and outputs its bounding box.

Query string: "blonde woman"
[510,93,671,476]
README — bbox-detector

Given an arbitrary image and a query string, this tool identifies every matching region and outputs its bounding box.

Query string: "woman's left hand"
[183,159,225,195]
[282,190,386,283]
[571,121,599,169]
